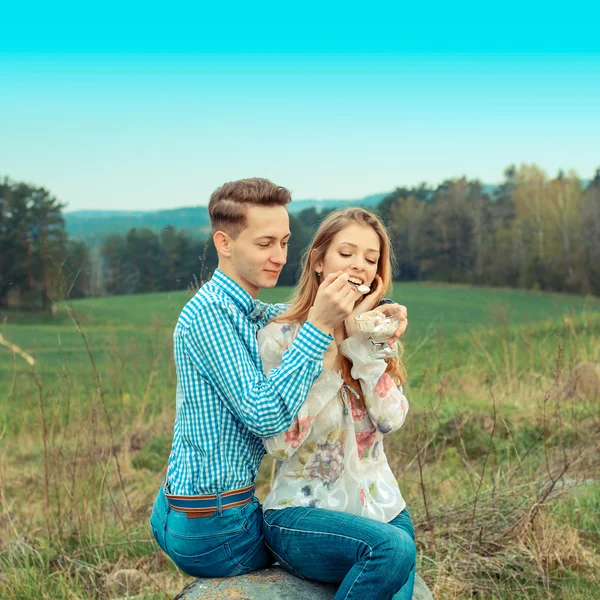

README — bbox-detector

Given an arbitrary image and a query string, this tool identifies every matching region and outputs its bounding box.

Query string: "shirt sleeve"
[258,322,341,461]
[339,333,409,435]
[183,301,333,438]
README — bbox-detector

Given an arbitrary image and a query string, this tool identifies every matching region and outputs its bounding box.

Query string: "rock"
[105,568,144,597]
[175,566,434,599]
[414,575,435,600]
[562,362,600,400]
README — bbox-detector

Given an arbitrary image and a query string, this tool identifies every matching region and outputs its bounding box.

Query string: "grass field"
[3,282,599,389]
[1,283,599,599]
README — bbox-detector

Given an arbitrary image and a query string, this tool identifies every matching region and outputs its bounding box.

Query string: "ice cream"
[354,308,401,359]
[357,284,370,294]
[354,309,398,339]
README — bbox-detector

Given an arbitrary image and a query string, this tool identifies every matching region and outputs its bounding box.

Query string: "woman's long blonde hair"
[276,208,406,399]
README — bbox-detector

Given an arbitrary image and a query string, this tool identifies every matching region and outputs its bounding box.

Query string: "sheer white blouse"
[258,321,409,523]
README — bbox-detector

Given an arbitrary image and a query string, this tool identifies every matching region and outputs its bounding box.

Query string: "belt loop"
[216,491,223,516]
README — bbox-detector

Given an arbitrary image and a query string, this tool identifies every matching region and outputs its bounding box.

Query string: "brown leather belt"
[165,483,255,519]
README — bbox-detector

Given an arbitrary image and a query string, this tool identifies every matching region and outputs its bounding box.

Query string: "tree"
[61,240,92,299]
[0,178,29,308]
[385,194,427,280]
[28,185,67,310]
[295,207,322,235]
[125,228,163,293]
[423,178,481,282]
[160,225,192,291]
[101,234,127,295]
[546,171,584,290]
[510,165,551,288]
[0,177,67,311]
[581,169,600,294]
[278,214,311,286]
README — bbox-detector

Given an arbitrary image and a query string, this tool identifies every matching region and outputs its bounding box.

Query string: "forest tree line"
[1,164,600,312]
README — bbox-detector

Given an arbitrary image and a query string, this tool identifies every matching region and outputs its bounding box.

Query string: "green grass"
[1,283,599,599]
[3,281,598,374]
[2,283,598,437]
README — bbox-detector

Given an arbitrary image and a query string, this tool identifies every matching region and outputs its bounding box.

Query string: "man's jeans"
[149,485,272,577]
[263,507,416,600]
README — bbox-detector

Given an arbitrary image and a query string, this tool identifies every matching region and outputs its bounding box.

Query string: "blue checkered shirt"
[166,269,333,496]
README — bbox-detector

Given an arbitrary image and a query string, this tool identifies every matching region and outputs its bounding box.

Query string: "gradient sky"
[1,1,599,212]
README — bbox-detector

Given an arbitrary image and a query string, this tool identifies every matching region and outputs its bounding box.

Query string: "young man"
[149,178,407,578]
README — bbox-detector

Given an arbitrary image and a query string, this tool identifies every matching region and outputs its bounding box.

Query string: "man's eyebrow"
[254,233,292,241]
[338,241,380,253]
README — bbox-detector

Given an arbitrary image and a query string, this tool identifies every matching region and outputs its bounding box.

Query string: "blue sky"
[1,1,599,211]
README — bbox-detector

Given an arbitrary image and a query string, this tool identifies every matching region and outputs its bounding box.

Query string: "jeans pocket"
[169,541,248,578]
[241,499,263,540]
[149,511,167,554]
[150,523,164,553]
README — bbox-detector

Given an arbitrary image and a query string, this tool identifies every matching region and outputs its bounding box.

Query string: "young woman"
[257,208,415,600]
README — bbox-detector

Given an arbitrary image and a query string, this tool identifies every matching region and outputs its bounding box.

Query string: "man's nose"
[271,245,287,265]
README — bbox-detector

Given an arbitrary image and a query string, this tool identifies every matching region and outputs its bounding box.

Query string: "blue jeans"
[149,484,272,577]
[263,507,416,600]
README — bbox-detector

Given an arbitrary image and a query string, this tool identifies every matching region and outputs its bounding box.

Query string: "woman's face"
[316,223,381,292]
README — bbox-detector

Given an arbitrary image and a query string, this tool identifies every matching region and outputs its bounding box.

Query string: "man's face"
[228,204,291,296]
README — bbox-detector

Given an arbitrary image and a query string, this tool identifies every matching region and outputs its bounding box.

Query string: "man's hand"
[307,272,361,335]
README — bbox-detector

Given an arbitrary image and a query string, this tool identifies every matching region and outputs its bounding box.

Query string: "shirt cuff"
[339,333,386,379]
[339,333,373,366]
[378,298,396,306]
[294,321,334,360]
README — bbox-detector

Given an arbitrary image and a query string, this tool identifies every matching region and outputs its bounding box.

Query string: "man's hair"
[208,178,292,239]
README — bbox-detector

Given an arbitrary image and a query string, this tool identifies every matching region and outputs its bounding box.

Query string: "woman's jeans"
[149,484,272,577]
[263,507,416,600]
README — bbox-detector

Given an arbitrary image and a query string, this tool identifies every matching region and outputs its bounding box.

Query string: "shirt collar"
[210,269,256,316]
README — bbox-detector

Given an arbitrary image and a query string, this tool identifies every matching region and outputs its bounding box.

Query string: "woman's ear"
[310,249,322,273]
[213,231,232,258]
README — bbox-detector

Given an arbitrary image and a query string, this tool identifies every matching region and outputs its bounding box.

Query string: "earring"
[316,270,322,277]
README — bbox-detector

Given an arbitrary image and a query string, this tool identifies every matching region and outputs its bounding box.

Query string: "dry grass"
[390,316,600,598]
[0,308,599,599]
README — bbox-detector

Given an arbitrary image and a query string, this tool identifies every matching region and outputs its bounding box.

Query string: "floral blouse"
[258,321,409,523]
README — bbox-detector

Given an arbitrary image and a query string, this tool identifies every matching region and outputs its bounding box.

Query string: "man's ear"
[213,231,233,258]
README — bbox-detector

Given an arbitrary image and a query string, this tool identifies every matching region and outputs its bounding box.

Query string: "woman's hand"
[378,303,408,345]
[344,275,384,337]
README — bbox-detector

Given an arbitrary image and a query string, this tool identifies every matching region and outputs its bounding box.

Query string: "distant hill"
[287,193,388,213]
[69,180,595,244]
[64,192,391,243]
[52,175,600,245]
[64,207,213,244]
